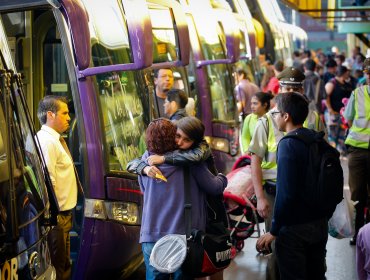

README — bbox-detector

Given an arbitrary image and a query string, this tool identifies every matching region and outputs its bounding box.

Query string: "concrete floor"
[223,223,356,280]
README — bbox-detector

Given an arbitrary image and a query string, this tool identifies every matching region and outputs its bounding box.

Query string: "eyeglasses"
[270,111,282,117]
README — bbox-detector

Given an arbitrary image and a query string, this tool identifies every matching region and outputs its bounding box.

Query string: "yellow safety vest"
[345,86,370,149]
[260,113,283,177]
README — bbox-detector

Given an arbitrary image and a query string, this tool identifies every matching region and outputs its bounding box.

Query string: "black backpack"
[281,131,344,218]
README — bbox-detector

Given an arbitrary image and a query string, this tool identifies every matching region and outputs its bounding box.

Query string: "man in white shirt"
[37,95,77,280]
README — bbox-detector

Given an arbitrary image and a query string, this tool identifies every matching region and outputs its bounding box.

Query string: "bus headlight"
[84,199,106,219]
[205,136,230,153]
[84,199,140,225]
[105,201,140,225]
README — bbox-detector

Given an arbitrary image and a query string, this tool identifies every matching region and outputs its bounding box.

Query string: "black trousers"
[347,146,370,235]
[275,219,328,280]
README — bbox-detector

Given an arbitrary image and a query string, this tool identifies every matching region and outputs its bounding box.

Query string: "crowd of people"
[37,46,369,280]
[127,48,369,279]
[234,47,370,280]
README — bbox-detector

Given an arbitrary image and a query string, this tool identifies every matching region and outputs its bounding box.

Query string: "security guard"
[344,58,370,246]
[278,67,325,132]
[249,67,327,280]
[277,66,306,92]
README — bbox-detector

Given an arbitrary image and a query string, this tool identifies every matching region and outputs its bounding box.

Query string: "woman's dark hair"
[253,92,274,111]
[176,116,205,146]
[145,118,177,154]
[336,65,349,77]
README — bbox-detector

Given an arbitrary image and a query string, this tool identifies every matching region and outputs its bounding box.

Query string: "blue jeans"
[142,242,187,280]
[275,219,328,280]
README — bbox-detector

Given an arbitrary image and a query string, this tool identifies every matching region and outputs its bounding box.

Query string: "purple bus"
[176,0,241,173]
[0,0,257,277]
[0,0,190,278]
[0,18,57,279]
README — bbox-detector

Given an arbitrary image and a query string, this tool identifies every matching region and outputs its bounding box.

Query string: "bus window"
[83,0,132,66]
[148,5,178,63]
[94,71,149,172]
[43,27,71,99]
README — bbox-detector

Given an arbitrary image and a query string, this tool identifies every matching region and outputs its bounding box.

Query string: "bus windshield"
[93,71,149,172]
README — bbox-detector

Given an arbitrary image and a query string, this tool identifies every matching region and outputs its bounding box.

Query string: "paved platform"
[223,224,356,280]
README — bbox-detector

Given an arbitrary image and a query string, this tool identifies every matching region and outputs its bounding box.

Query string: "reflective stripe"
[345,86,370,149]
[262,168,277,180]
[352,119,370,130]
[266,151,276,163]
[346,130,370,142]
[260,113,283,173]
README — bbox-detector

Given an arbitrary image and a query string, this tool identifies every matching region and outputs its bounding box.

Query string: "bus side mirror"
[213,10,240,64]
[59,0,91,71]
[122,0,153,69]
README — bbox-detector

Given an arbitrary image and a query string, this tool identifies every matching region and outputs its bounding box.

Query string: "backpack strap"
[184,166,192,238]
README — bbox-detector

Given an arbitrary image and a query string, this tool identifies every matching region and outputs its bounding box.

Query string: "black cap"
[363,58,370,73]
[277,67,305,86]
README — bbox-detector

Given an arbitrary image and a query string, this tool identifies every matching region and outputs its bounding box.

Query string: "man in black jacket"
[164,89,188,121]
[257,92,328,280]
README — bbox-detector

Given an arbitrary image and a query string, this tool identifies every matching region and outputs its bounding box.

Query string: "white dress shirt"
[36,125,77,211]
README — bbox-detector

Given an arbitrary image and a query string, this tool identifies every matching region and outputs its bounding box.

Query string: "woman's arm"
[126,153,163,178]
[126,158,148,175]
[147,140,211,166]
[325,81,336,114]
[191,163,227,195]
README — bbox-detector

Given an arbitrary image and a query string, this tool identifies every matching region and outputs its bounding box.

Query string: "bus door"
[0,17,57,279]
[180,0,240,173]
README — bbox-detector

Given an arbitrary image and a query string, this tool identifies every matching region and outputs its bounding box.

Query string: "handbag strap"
[183,166,192,238]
